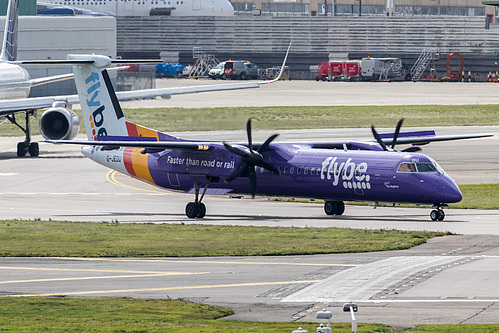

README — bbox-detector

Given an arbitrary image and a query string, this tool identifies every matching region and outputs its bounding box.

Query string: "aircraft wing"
[0,81,263,115]
[310,133,493,150]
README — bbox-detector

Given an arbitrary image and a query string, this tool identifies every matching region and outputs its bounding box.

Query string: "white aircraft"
[37,0,235,16]
[0,0,290,157]
[0,0,77,157]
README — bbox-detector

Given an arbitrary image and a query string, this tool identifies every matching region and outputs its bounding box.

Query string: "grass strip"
[2,104,499,137]
[0,297,497,332]
[0,297,391,332]
[0,220,448,257]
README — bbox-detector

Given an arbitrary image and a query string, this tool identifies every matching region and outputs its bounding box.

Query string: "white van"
[209,60,260,80]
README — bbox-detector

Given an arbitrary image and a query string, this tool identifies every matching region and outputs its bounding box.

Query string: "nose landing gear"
[430,207,445,221]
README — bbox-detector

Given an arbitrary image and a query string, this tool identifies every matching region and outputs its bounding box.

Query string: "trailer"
[315,58,409,82]
[316,61,343,81]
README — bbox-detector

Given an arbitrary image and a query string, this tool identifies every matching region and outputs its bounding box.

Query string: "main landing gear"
[185,177,213,219]
[430,207,445,221]
[324,200,345,216]
[6,110,39,157]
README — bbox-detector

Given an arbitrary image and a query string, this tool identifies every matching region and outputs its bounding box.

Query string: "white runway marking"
[282,256,469,303]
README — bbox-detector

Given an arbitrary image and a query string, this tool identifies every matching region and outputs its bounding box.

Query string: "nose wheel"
[430,208,445,221]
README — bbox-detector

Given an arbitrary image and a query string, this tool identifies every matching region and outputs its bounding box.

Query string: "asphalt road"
[1,80,499,328]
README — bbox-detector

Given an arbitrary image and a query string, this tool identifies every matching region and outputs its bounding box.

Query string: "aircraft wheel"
[16,142,27,157]
[335,201,345,215]
[324,201,344,216]
[324,201,336,215]
[185,202,199,218]
[430,209,445,221]
[28,142,39,157]
[197,203,206,218]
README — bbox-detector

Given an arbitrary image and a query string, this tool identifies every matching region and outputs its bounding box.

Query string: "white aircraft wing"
[0,81,263,115]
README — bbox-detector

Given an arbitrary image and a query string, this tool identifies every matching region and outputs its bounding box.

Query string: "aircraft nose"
[441,176,462,203]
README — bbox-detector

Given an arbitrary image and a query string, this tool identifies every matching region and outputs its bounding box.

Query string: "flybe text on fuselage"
[84,71,107,140]
[320,157,371,190]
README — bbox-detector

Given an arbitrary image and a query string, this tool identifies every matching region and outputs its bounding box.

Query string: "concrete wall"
[116,16,499,79]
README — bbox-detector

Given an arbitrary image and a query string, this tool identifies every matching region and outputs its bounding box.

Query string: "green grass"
[0,297,392,332]
[0,220,449,257]
[453,184,499,209]
[1,297,498,332]
[406,324,499,332]
[1,104,499,137]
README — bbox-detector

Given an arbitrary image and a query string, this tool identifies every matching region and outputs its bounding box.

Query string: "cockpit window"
[397,162,441,173]
[397,162,417,173]
[416,163,437,173]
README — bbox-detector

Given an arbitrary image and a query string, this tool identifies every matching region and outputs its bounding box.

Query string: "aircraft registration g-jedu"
[49,54,491,221]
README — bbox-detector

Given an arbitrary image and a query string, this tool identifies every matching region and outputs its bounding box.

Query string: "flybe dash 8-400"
[46,54,492,221]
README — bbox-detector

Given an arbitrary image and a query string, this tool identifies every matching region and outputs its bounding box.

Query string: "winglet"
[257,42,292,84]
[0,0,19,62]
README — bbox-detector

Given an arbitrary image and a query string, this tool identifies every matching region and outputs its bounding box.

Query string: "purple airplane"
[49,54,491,221]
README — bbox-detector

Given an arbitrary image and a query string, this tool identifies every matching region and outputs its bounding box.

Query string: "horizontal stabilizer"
[43,139,212,151]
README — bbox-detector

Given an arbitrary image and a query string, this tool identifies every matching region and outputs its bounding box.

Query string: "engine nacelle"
[39,101,80,140]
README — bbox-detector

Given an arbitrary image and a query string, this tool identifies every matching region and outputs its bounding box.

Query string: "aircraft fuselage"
[0,62,30,100]
[82,143,462,206]
[42,0,235,16]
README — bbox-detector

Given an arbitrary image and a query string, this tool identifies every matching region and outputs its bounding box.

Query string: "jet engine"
[39,101,80,140]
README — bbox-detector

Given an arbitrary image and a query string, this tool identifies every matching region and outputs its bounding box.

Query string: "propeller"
[223,119,280,198]
[371,118,422,153]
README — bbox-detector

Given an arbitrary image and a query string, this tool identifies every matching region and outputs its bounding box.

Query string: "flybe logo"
[85,72,107,141]
[320,157,371,190]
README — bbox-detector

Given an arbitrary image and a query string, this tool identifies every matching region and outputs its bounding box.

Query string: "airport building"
[231,0,494,18]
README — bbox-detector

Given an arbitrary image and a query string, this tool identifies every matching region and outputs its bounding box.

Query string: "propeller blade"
[371,125,388,151]
[246,118,253,152]
[248,166,257,198]
[224,162,247,183]
[402,146,422,153]
[223,142,247,158]
[257,133,279,153]
[258,161,280,175]
[392,118,404,149]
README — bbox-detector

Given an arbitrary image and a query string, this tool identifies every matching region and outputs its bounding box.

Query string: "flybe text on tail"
[84,71,107,140]
[69,54,127,140]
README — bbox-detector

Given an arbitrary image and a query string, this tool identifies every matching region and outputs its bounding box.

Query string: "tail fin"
[69,54,129,140]
[1,0,18,61]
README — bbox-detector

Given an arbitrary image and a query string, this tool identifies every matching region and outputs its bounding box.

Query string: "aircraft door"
[193,0,201,11]
[167,173,181,187]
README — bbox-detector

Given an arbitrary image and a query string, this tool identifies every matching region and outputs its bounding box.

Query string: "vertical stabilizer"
[0,0,18,61]
[69,54,128,140]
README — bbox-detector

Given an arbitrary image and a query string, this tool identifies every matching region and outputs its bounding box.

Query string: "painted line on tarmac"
[0,272,208,285]
[52,257,362,267]
[7,280,322,297]
[106,170,170,195]
[0,266,205,275]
